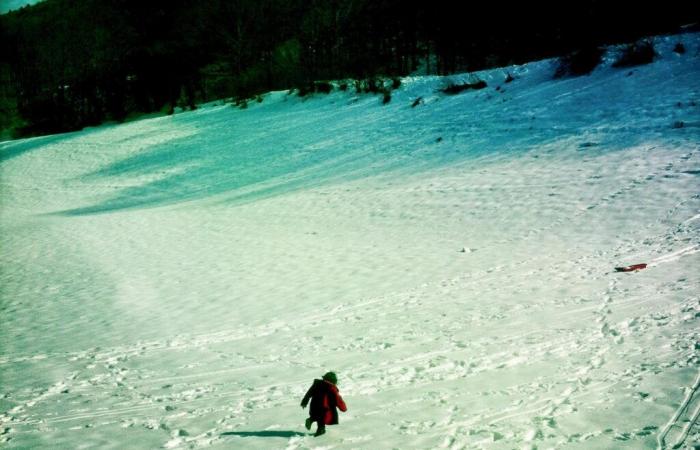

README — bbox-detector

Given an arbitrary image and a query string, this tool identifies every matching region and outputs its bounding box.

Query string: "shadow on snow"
[47,86,674,217]
[221,430,309,438]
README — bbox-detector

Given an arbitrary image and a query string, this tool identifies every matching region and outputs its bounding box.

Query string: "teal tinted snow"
[3,37,696,216]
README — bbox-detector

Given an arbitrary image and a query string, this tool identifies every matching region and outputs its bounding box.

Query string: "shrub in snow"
[554,47,604,78]
[296,81,333,97]
[354,79,363,94]
[673,43,685,54]
[440,76,487,95]
[613,40,656,68]
[365,78,380,94]
[504,72,514,83]
[347,77,395,102]
[314,81,333,94]
[382,90,392,104]
[351,78,384,94]
[411,97,423,107]
[295,84,311,97]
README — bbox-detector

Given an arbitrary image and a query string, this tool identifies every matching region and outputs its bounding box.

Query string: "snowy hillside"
[1,33,699,449]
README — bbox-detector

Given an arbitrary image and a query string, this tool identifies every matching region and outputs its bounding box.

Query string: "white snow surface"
[1,33,700,449]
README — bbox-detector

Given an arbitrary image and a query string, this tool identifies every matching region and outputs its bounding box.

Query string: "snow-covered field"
[1,33,699,449]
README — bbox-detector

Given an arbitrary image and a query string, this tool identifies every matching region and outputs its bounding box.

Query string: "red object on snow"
[615,263,648,272]
[301,379,347,426]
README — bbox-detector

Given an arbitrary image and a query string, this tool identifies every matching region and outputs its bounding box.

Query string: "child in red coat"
[300,372,347,436]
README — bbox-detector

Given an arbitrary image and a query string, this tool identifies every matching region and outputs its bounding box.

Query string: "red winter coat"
[301,379,347,425]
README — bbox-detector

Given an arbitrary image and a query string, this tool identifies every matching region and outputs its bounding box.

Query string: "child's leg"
[315,423,326,436]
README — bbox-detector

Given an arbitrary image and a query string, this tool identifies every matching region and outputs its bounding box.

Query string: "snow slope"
[1,33,699,449]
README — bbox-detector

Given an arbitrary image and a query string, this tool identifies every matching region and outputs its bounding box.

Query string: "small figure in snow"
[300,371,347,436]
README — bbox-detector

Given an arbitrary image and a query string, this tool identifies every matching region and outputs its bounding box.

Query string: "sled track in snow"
[657,368,700,449]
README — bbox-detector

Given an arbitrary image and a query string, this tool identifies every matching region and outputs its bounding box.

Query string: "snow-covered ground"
[1,33,699,449]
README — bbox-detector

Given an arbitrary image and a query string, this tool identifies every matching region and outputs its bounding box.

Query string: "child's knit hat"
[322,372,338,384]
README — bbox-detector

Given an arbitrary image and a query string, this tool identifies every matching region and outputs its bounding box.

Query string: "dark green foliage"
[441,78,488,95]
[338,82,348,91]
[0,64,26,139]
[391,78,402,89]
[554,47,604,78]
[613,40,656,68]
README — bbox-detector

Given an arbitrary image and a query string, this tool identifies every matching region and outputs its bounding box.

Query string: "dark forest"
[0,0,697,138]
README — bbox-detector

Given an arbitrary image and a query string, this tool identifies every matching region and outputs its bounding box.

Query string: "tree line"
[0,0,695,138]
